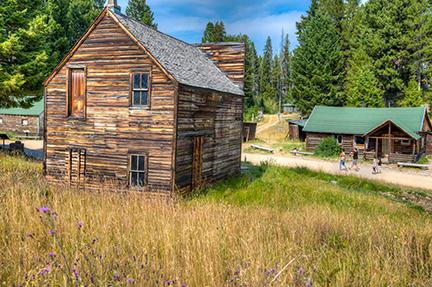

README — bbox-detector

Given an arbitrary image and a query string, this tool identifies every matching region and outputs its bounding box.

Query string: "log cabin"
[43,1,244,194]
[303,106,432,163]
[0,97,44,138]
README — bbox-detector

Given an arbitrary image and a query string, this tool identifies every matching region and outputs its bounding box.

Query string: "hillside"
[1,153,432,286]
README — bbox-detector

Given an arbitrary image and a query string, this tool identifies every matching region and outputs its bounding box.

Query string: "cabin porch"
[363,121,422,163]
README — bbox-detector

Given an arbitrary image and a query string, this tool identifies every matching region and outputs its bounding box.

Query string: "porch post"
[388,123,392,155]
[375,138,379,158]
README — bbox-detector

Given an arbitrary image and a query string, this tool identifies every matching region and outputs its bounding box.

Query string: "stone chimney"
[107,0,121,14]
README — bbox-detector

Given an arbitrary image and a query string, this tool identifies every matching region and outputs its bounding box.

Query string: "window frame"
[0,118,3,124]
[66,65,87,119]
[401,139,411,146]
[129,68,151,109]
[335,135,343,145]
[22,119,29,126]
[128,153,148,189]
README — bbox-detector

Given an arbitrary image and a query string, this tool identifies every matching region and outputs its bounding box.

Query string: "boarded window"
[68,68,86,117]
[131,73,150,106]
[129,154,147,188]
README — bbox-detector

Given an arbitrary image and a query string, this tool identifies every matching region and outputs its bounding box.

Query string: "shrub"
[417,156,429,164]
[314,137,342,157]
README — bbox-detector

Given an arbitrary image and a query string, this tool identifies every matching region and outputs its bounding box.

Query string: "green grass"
[192,163,432,215]
[3,153,432,286]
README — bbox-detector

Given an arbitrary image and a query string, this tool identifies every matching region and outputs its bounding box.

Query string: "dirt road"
[256,114,280,134]
[243,152,432,191]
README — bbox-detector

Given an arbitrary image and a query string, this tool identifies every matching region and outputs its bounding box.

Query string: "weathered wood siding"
[196,43,245,89]
[175,85,243,192]
[306,133,355,152]
[45,13,177,192]
[426,134,432,155]
[0,114,42,137]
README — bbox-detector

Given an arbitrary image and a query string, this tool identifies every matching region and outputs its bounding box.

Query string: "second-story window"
[131,73,150,107]
[67,68,86,118]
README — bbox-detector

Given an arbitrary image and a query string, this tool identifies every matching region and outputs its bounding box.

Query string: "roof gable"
[303,106,427,140]
[45,8,243,96]
[112,12,243,95]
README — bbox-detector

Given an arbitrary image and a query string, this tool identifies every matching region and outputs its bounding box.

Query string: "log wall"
[175,85,243,193]
[306,133,355,152]
[45,13,177,192]
[0,114,42,137]
[195,43,245,89]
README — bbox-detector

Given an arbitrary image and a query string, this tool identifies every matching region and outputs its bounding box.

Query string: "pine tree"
[296,0,319,36]
[399,78,424,107]
[346,47,383,107]
[280,33,291,103]
[67,0,104,46]
[291,11,344,115]
[126,0,157,29]
[0,0,52,107]
[272,54,283,112]
[202,22,215,43]
[201,21,226,43]
[259,36,277,113]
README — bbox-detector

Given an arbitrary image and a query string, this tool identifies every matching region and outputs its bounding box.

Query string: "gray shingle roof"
[113,12,244,96]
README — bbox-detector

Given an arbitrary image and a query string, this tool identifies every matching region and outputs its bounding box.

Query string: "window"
[401,139,411,146]
[131,73,150,106]
[0,118,3,124]
[22,119,28,126]
[67,68,86,118]
[129,154,147,187]
[336,135,343,144]
[354,136,365,145]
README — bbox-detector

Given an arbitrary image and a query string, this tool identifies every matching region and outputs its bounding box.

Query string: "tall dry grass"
[1,153,432,286]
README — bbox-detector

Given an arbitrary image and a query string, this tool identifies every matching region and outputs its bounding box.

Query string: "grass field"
[1,153,432,286]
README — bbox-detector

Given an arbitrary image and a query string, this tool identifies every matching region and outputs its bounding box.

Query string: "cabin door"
[192,136,204,190]
[67,148,86,187]
[381,139,390,156]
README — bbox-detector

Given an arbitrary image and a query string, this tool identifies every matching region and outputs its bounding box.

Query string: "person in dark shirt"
[350,148,360,171]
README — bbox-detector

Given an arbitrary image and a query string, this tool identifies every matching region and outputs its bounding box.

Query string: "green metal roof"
[289,119,307,127]
[0,98,44,116]
[303,106,427,140]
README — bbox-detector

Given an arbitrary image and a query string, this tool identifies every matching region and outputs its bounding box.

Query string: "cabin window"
[354,136,365,145]
[401,139,411,146]
[0,118,3,124]
[129,154,147,188]
[131,73,150,107]
[335,135,343,145]
[22,119,28,126]
[67,68,86,118]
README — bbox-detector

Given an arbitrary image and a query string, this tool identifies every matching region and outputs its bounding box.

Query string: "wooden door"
[192,137,204,189]
[67,148,86,187]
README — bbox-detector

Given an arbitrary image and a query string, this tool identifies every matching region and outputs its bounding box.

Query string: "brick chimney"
[107,0,121,14]
[196,42,245,90]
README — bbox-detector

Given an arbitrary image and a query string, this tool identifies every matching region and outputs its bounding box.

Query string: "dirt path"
[256,114,280,134]
[243,152,432,191]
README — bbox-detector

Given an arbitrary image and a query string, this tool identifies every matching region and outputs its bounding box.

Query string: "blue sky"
[117,0,310,54]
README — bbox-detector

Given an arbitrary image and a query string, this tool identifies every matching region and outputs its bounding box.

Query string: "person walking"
[339,149,347,171]
[350,148,360,171]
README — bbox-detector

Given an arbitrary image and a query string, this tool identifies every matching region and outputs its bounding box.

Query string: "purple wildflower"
[26,232,34,238]
[48,252,55,258]
[38,207,49,214]
[72,269,79,280]
[165,279,172,285]
[306,279,313,287]
[49,229,55,236]
[39,267,50,275]
[265,268,277,276]
[77,220,84,229]
[127,278,134,284]
[297,267,305,276]
[181,284,187,287]
[113,274,120,281]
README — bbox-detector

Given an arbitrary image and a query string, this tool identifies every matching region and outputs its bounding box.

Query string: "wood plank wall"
[306,133,354,152]
[45,13,177,192]
[195,43,245,89]
[175,85,243,193]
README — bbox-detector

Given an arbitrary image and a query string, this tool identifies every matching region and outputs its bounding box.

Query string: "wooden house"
[288,120,306,141]
[0,98,44,138]
[43,1,244,194]
[303,106,431,163]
